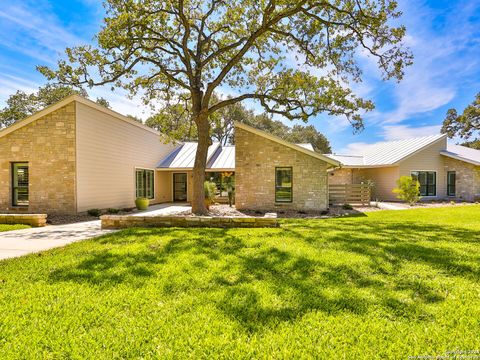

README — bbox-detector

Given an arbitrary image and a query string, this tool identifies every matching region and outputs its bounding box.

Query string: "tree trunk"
[191,114,211,215]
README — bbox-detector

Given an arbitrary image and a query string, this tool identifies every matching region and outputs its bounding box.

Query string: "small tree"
[392,176,421,205]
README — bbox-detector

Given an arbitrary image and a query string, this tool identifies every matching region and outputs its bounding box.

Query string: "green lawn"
[0,224,30,232]
[0,206,479,359]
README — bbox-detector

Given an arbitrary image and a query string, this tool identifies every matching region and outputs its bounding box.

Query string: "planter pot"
[135,198,150,210]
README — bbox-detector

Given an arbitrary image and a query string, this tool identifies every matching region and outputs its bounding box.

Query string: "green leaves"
[38,0,411,131]
[441,93,480,144]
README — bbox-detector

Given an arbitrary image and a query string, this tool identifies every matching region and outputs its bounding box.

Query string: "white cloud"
[381,124,441,141]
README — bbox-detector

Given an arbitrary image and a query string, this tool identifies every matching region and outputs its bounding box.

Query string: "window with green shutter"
[136,169,154,199]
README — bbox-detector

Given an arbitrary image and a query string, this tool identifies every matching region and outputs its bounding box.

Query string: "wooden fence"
[329,184,371,205]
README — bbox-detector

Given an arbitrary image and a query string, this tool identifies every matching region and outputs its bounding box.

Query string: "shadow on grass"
[48,220,479,332]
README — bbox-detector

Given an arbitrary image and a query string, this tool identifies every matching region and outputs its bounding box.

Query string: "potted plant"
[135,197,150,210]
[204,181,217,210]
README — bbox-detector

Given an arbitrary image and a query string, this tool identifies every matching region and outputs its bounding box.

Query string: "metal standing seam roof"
[324,134,447,167]
[157,142,235,170]
[207,146,235,170]
[441,144,480,166]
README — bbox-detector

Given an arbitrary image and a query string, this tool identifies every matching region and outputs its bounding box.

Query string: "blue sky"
[0,0,479,153]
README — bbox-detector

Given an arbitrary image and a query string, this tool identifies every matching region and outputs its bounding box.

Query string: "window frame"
[447,171,456,197]
[275,167,293,203]
[135,168,155,200]
[411,170,437,197]
[12,162,29,207]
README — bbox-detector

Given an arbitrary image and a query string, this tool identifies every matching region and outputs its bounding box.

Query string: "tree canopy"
[146,97,332,152]
[441,93,480,149]
[0,84,110,129]
[39,0,412,213]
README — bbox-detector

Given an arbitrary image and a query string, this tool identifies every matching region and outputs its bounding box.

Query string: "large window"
[411,171,436,196]
[275,167,293,203]
[447,171,456,197]
[12,163,29,206]
[136,169,154,199]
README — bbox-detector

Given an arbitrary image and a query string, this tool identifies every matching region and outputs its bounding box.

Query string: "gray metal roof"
[441,144,480,166]
[296,143,314,151]
[325,134,447,167]
[207,146,235,170]
[157,142,235,170]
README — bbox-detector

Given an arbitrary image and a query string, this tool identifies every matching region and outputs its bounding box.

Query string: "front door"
[173,173,188,201]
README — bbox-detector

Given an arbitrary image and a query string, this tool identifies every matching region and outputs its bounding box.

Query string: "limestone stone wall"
[0,214,47,227]
[0,103,76,214]
[235,127,330,211]
[444,157,480,201]
[328,168,353,185]
[100,215,278,229]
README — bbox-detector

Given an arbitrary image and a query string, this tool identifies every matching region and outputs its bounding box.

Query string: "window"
[447,171,456,197]
[12,163,29,206]
[275,167,293,202]
[136,169,154,199]
[411,171,436,196]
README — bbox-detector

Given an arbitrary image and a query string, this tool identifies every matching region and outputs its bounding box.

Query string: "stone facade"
[444,157,480,202]
[0,103,76,214]
[328,168,353,185]
[100,215,278,229]
[0,214,47,227]
[235,127,330,211]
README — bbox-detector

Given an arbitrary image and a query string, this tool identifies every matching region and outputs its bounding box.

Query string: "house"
[326,135,480,202]
[0,95,175,214]
[0,95,339,214]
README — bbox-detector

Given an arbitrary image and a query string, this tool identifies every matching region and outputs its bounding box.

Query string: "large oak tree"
[39,0,412,214]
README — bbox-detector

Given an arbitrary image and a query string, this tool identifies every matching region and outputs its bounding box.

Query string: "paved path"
[0,204,192,261]
[0,221,115,261]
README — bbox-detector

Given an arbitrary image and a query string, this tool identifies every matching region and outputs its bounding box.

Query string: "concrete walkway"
[0,204,192,261]
[0,221,115,261]
[133,203,191,216]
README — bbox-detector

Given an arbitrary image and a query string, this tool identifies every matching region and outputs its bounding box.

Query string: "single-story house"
[326,135,480,202]
[0,95,339,214]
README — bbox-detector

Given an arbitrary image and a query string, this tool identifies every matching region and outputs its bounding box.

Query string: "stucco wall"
[0,103,76,214]
[235,127,330,211]
[75,102,175,212]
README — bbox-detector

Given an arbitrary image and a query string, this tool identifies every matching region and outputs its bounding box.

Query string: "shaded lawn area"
[0,224,30,232]
[0,207,479,359]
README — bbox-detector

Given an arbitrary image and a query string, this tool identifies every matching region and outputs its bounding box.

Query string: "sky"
[0,0,479,153]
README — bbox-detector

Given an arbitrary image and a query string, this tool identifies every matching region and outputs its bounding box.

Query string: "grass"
[0,224,30,232]
[0,206,479,359]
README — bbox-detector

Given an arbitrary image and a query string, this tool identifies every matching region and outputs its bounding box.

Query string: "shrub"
[87,209,102,217]
[107,208,120,214]
[342,203,353,210]
[392,176,421,205]
[204,181,217,201]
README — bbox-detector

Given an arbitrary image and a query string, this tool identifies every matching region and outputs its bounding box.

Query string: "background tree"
[39,0,412,214]
[441,93,480,149]
[0,83,109,128]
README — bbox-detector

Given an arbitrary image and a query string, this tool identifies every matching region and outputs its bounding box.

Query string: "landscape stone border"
[0,214,47,227]
[100,214,279,229]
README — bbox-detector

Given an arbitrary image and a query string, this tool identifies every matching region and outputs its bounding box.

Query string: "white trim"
[440,151,480,166]
[0,95,161,139]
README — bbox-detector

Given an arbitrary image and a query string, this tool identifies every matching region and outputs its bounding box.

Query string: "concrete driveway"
[0,220,115,261]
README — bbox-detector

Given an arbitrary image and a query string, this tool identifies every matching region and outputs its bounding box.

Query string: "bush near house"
[0,206,479,358]
[393,175,421,205]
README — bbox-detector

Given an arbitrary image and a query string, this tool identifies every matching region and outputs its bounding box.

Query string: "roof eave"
[440,151,480,166]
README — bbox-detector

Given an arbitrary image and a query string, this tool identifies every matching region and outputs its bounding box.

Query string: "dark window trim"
[12,162,29,207]
[173,172,188,202]
[447,171,456,197]
[275,166,293,203]
[411,171,437,197]
[135,168,155,199]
